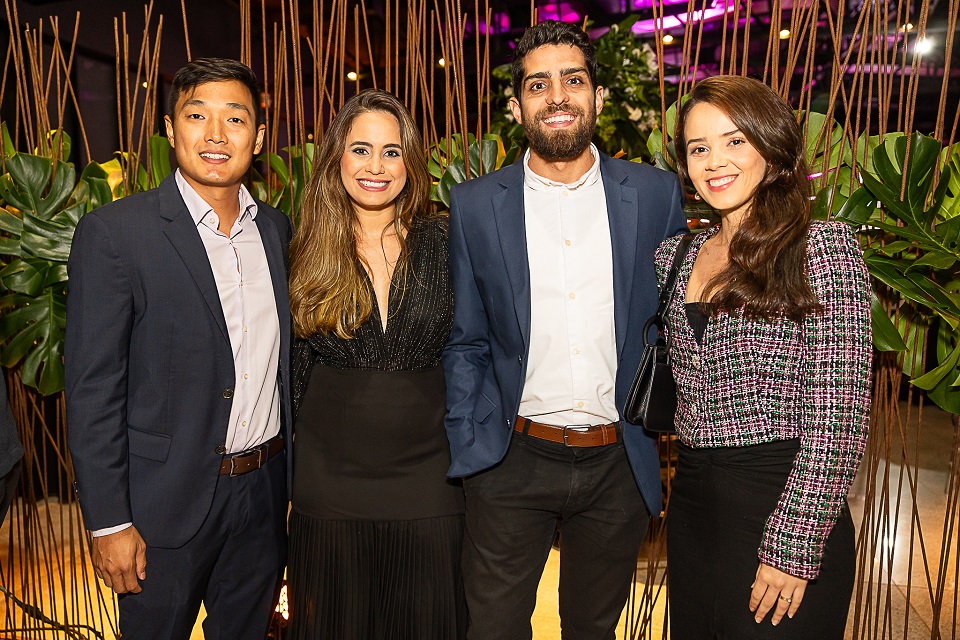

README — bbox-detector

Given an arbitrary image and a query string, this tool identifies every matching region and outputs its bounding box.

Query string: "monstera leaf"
[0,127,99,394]
[834,131,960,413]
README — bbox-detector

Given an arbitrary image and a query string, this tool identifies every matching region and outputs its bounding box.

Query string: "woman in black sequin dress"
[286,90,465,639]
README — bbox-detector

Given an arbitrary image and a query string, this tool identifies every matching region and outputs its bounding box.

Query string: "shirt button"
[242,421,247,427]
[223,389,234,399]
[577,401,584,408]
[569,292,576,300]
[208,217,215,224]
[215,445,226,455]
[562,191,568,197]
[243,373,249,379]
[565,239,571,246]
[244,326,248,333]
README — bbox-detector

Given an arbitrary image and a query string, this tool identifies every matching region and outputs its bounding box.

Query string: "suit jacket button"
[223,389,234,399]
[215,445,226,455]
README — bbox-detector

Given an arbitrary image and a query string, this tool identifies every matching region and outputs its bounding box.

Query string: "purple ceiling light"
[631,0,741,35]
[538,3,581,23]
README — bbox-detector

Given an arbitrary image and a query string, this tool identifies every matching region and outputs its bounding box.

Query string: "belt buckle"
[562,424,591,447]
[228,444,267,477]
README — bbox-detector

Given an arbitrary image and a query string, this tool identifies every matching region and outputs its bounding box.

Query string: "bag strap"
[657,232,696,321]
[643,233,696,347]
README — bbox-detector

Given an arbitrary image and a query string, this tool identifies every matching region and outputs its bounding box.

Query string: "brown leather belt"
[513,417,619,447]
[219,434,284,477]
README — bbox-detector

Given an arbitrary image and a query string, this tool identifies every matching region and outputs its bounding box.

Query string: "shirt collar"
[175,169,258,227]
[522,144,601,192]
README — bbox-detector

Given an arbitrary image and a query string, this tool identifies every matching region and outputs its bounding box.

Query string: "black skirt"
[667,439,856,639]
[288,364,466,639]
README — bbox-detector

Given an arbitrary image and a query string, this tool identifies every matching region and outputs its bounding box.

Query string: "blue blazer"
[65,173,293,548]
[442,153,688,514]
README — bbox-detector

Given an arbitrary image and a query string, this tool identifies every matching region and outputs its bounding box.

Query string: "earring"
[694,192,701,201]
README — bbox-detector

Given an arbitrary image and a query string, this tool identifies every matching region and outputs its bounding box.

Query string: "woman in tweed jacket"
[657,75,872,639]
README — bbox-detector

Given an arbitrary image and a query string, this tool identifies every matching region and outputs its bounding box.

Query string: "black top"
[684,302,711,346]
[292,215,453,412]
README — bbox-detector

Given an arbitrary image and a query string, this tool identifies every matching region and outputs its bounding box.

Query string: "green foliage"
[833,132,960,412]
[0,125,104,394]
[251,143,316,223]
[427,133,520,208]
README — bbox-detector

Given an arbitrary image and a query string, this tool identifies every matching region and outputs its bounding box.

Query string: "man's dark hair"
[167,58,264,127]
[510,20,598,99]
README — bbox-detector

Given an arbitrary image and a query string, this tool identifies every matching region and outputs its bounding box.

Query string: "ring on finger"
[778,594,793,604]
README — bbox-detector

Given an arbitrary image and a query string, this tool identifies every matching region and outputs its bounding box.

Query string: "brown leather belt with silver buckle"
[219,434,284,477]
[513,417,619,447]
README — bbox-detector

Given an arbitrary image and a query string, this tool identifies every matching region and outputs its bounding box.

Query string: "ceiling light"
[915,38,933,55]
[779,29,790,40]
[347,71,358,81]
[438,57,445,67]
[662,34,674,44]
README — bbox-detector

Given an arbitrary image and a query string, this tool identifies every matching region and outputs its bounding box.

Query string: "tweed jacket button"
[215,445,226,455]
[223,389,234,399]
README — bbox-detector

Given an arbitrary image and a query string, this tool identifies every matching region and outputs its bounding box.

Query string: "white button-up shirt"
[177,170,281,454]
[517,145,620,426]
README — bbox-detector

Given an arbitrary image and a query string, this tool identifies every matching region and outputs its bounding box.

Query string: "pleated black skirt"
[667,439,856,639]
[287,512,467,640]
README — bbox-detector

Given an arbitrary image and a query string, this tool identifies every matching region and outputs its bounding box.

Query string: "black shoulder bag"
[624,233,695,433]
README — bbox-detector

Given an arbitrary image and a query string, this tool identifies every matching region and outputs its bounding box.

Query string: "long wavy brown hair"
[290,90,430,339]
[674,75,821,321]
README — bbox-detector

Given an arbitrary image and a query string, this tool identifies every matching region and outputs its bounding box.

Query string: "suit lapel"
[158,175,231,346]
[600,155,638,359]
[491,164,531,347]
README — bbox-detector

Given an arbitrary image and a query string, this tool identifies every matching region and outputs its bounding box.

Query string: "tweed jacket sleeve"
[757,222,871,579]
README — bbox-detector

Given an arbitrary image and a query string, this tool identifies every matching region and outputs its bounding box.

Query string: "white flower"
[623,58,631,66]
[625,104,644,122]
[632,48,642,58]
[504,86,513,97]
[624,86,635,95]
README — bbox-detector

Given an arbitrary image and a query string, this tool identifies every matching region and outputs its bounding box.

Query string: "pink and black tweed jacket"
[654,221,872,580]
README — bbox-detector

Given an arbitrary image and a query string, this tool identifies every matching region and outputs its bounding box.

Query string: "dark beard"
[522,103,596,162]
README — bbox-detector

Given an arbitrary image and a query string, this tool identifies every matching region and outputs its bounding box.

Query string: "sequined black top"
[292,215,453,413]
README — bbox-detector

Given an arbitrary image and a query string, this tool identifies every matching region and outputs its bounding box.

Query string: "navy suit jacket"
[442,153,688,514]
[65,173,293,549]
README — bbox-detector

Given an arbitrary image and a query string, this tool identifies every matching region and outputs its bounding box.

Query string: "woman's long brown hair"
[674,75,821,322]
[289,90,430,339]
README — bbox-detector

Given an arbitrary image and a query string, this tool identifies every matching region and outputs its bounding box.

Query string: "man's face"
[164,79,265,195]
[509,44,603,162]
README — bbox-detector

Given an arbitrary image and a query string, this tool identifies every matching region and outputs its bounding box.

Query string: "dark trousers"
[118,451,287,640]
[668,440,856,639]
[462,430,650,640]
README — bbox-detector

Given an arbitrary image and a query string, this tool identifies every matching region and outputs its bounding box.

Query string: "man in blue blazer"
[66,59,291,640]
[443,21,688,639]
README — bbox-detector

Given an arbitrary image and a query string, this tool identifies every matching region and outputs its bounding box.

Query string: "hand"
[749,562,807,625]
[90,526,147,594]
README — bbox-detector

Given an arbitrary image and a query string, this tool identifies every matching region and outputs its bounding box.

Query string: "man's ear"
[509,97,523,124]
[594,86,604,116]
[254,124,266,155]
[164,115,176,148]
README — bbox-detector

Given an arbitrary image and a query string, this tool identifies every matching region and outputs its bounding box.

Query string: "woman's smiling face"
[683,102,768,220]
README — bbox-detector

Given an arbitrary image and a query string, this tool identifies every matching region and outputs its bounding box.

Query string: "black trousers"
[118,450,287,640]
[667,440,856,640]
[462,430,650,640]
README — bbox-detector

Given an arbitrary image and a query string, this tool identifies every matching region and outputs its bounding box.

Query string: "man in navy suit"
[66,59,291,639]
[443,21,688,639]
